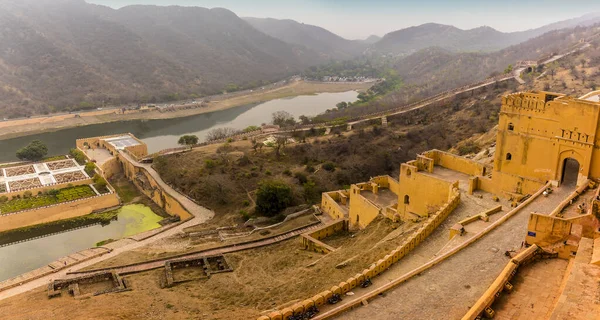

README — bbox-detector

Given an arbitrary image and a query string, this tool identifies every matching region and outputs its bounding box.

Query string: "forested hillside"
[244,17,366,59]
[313,25,600,122]
[0,0,325,118]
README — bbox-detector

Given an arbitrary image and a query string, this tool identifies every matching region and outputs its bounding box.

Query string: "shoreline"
[0,80,373,141]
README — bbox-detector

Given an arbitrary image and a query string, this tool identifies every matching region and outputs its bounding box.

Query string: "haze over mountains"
[373,13,600,54]
[0,0,599,118]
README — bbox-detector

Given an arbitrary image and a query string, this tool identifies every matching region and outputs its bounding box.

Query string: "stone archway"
[561,158,580,187]
[557,149,585,187]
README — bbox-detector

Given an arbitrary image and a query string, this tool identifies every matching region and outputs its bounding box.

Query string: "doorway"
[561,158,580,187]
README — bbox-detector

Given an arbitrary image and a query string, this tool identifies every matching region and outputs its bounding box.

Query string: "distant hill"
[372,13,600,55]
[361,35,382,45]
[243,17,366,59]
[389,24,600,101]
[0,0,326,118]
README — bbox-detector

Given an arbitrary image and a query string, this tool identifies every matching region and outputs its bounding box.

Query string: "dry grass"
[80,214,320,271]
[0,217,418,320]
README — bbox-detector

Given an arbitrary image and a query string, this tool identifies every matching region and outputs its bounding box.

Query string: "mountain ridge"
[373,14,600,54]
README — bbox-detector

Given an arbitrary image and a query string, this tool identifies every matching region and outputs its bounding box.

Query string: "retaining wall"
[301,220,348,254]
[119,154,192,220]
[0,192,120,232]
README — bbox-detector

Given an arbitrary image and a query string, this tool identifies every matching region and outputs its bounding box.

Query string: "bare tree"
[272,111,295,127]
[273,136,288,159]
[206,127,239,141]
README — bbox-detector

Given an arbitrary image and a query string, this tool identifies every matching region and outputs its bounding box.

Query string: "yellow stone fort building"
[321,91,600,230]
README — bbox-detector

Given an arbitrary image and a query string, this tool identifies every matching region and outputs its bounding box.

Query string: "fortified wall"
[78,133,192,221]
[118,154,192,220]
[322,150,477,230]
[491,91,600,195]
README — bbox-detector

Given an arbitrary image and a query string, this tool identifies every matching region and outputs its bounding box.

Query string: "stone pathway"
[334,186,572,320]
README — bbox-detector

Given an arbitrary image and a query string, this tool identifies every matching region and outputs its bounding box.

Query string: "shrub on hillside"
[322,162,336,172]
[303,180,320,204]
[294,172,308,184]
[457,141,481,156]
[255,180,292,217]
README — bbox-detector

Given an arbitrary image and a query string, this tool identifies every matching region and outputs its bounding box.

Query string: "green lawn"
[0,185,96,215]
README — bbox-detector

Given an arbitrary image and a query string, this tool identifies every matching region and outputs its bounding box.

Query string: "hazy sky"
[87,0,600,39]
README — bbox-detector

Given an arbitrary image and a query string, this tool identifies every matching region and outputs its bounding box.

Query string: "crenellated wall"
[493,91,600,193]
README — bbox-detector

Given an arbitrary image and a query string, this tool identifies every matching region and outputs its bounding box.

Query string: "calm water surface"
[0,204,162,281]
[0,91,358,161]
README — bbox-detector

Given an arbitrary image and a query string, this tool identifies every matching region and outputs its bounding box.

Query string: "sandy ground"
[0,216,421,320]
[0,81,372,140]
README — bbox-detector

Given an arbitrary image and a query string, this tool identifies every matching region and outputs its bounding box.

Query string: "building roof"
[102,135,141,150]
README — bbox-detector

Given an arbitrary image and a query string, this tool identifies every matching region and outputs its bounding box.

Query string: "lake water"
[0,204,162,282]
[0,91,358,162]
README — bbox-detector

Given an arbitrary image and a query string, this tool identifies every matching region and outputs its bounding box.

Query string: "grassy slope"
[154,80,514,224]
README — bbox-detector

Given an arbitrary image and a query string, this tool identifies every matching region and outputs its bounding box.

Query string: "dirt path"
[0,152,214,301]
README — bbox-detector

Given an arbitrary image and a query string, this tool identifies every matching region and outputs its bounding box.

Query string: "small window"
[508,123,514,131]
[406,169,411,177]
[404,195,410,204]
[506,153,512,161]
